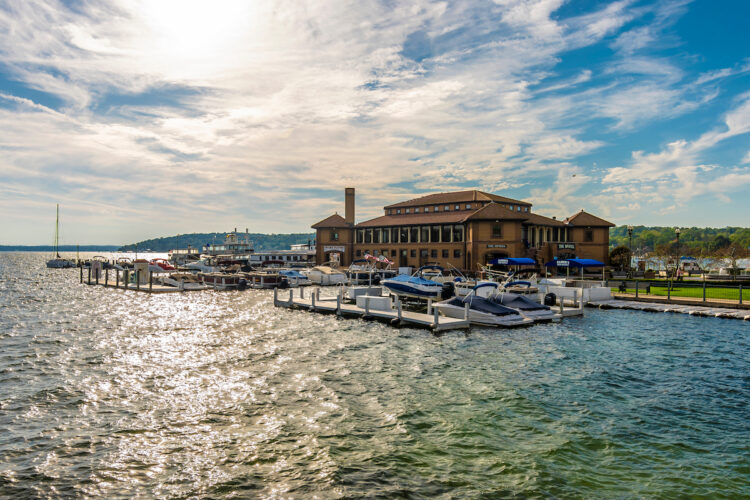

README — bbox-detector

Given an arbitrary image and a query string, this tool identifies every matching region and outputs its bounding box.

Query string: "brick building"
[312,188,614,272]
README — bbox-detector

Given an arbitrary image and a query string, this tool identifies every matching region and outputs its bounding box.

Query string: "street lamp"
[674,227,681,281]
[627,225,633,273]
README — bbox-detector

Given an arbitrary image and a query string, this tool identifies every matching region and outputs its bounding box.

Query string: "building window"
[373,229,380,244]
[356,249,362,257]
[410,226,419,243]
[415,207,420,213]
[509,205,514,211]
[492,223,502,239]
[444,205,450,211]
[465,204,471,209]
[392,227,399,243]
[455,205,460,210]
[421,226,430,243]
[431,225,440,243]
[431,249,437,258]
[524,207,528,212]
[518,206,522,212]
[454,249,461,258]
[410,249,416,258]
[452,225,464,242]
[382,228,390,243]
[330,231,339,241]
[434,206,440,212]
[356,229,364,243]
[420,249,428,258]
[405,208,410,214]
[424,207,430,213]
[392,249,397,257]
[396,209,401,214]
[381,248,387,256]
[585,229,593,242]
[365,229,372,243]
[442,225,452,242]
[442,249,449,258]
[400,226,409,243]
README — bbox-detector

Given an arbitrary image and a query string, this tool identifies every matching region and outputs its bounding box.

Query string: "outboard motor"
[441,281,455,300]
[543,292,556,306]
[278,277,289,289]
[372,274,381,284]
[238,278,248,291]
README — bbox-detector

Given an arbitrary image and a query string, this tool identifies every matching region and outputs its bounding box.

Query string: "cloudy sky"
[1,0,749,244]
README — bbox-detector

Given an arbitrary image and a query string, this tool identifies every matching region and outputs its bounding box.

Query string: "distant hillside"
[0,245,120,252]
[118,233,316,252]
[610,226,750,253]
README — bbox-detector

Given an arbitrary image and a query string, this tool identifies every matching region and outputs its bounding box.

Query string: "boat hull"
[433,302,532,327]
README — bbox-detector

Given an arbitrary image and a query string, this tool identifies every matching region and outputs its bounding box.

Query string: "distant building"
[312,188,613,271]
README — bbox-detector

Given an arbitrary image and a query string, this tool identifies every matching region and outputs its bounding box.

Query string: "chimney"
[345,188,355,225]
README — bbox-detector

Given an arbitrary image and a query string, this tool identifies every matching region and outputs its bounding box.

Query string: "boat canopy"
[489,257,536,266]
[545,258,605,268]
[388,274,441,286]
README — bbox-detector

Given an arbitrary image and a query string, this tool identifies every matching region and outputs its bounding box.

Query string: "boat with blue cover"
[433,283,533,327]
[381,266,445,299]
[486,282,557,321]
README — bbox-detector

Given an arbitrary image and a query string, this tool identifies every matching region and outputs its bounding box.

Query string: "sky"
[1,0,749,245]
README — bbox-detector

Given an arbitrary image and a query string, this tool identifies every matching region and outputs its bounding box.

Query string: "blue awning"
[490,257,536,266]
[545,258,605,268]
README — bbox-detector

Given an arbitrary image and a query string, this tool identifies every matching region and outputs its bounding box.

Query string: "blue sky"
[1,0,749,244]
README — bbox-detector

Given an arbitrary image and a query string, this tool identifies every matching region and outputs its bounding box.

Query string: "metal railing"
[608,279,746,305]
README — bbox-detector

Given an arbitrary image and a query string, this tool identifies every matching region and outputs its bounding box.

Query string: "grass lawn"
[613,286,750,302]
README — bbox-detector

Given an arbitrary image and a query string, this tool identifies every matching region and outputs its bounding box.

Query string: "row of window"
[356,225,465,244]
[356,248,463,259]
[387,203,530,215]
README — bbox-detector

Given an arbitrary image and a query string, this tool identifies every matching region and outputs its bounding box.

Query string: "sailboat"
[46,205,76,269]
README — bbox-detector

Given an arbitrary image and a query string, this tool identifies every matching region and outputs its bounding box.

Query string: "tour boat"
[198,272,246,290]
[433,283,532,327]
[244,270,283,289]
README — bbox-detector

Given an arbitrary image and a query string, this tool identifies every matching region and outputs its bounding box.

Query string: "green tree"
[609,245,631,271]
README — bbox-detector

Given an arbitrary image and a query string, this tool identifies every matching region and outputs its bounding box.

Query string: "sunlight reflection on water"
[0,253,749,498]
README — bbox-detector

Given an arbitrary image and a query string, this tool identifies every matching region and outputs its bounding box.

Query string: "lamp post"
[674,227,681,282]
[627,225,633,274]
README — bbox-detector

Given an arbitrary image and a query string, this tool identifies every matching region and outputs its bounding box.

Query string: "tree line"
[609,226,750,254]
[118,232,316,252]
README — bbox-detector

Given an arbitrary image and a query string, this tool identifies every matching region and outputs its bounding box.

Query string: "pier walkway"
[589,299,750,320]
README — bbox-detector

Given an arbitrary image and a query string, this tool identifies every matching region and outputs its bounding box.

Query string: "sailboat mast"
[55,204,60,258]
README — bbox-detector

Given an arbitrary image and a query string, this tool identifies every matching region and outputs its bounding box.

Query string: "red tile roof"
[384,190,531,209]
[311,214,350,229]
[565,210,615,227]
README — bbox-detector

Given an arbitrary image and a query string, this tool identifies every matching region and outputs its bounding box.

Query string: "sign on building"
[323,245,346,253]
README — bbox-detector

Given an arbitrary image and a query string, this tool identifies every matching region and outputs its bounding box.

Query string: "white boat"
[46,204,76,269]
[485,282,557,321]
[183,257,219,273]
[381,266,445,300]
[303,264,347,285]
[278,269,312,287]
[433,283,532,327]
[157,273,208,290]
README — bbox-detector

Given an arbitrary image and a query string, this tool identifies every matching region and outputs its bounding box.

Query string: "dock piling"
[336,294,341,316]
[300,286,304,299]
[432,306,439,330]
[87,266,91,285]
[123,270,129,289]
[149,272,153,293]
[79,266,83,284]
[310,291,316,311]
[136,270,140,291]
[288,289,294,306]
[464,302,470,320]
[105,269,108,287]
[273,287,278,306]
[116,270,120,288]
[427,298,432,316]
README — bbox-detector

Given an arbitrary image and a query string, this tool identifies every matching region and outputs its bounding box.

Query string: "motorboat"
[157,273,208,290]
[46,204,77,269]
[243,270,283,289]
[278,269,311,287]
[303,264,347,285]
[433,283,533,327]
[198,272,247,290]
[149,258,177,273]
[183,257,219,274]
[485,282,556,321]
[381,268,444,300]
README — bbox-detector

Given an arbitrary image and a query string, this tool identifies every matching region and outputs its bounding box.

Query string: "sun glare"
[137,0,258,77]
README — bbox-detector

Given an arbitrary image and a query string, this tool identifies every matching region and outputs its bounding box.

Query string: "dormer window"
[435,206,440,212]
[455,205,460,210]
[509,205,514,211]
[425,207,430,213]
[517,206,521,212]
[525,207,529,212]
[396,209,401,214]
[444,205,450,211]
[405,208,410,214]
[465,204,471,209]
[415,207,420,213]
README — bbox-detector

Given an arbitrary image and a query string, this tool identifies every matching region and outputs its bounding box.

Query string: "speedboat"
[303,264,347,285]
[157,273,207,290]
[486,282,557,321]
[149,258,177,273]
[433,283,532,327]
[278,269,311,287]
[183,257,219,273]
[381,268,444,300]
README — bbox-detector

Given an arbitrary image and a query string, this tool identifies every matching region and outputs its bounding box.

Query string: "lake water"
[1,253,748,498]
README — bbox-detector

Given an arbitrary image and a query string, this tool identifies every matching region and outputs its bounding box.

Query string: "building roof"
[565,210,615,227]
[311,213,350,229]
[356,212,469,227]
[463,202,528,221]
[522,212,566,226]
[384,190,531,209]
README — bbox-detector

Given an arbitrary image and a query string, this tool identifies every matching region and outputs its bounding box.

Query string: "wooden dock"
[79,266,205,293]
[274,287,470,332]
